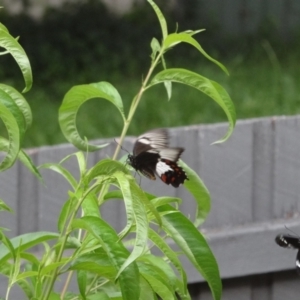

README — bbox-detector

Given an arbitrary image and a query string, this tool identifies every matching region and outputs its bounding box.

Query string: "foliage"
[0,1,236,299]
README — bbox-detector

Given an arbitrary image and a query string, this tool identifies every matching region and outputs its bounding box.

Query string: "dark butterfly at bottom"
[127,128,188,187]
[275,234,300,272]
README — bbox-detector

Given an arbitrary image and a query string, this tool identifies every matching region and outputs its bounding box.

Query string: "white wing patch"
[138,129,168,149]
[155,160,173,177]
[138,138,151,145]
[158,148,183,161]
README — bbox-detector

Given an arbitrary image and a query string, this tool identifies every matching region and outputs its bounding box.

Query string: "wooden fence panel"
[200,121,254,228]
[273,117,300,219]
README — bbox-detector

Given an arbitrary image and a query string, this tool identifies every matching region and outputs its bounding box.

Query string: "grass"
[5,47,300,148]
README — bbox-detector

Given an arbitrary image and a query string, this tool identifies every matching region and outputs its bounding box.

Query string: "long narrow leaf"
[0,232,59,265]
[147,0,168,40]
[0,137,42,180]
[150,68,236,143]
[163,33,228,75]
[138,260,175,300]
[114,172,148,277]
[148,229,188,296]
[0,84,32,130]
[0,103,20,171]
[39,163,77,190]
[179,160,211,226]
[86,159,129,184]
[160,205,222,300]
[71,216,140,300]
[0,27,32,92]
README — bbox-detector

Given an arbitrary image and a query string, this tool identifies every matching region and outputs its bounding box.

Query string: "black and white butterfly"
[275,234,300,272]
[127,128,188,187]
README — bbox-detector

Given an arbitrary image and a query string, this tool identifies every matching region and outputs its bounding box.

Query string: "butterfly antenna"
[114,138,130,154]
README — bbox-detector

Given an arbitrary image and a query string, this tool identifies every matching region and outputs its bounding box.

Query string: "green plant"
[0,1,236,299]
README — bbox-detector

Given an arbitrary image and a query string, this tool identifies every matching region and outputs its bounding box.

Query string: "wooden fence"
[1,115,300,298]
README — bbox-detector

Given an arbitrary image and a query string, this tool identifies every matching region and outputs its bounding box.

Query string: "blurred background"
[0,0,300,148]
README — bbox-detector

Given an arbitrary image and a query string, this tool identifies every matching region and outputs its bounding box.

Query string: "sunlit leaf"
[147,0,168,40]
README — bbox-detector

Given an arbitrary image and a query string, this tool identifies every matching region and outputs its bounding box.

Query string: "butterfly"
[275,234,300,272]
[127,128,188,187]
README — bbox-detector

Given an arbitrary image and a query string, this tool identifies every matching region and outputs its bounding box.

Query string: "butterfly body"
[275,234,300,271]
[127,129,188,187]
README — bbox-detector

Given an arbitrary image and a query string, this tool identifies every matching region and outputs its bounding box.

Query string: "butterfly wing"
[296,249,300,272]
[133,128,168,156]
[155,148,188,187]
[276,234,300,272]
[275,234,300,249]
[128,128,188,187]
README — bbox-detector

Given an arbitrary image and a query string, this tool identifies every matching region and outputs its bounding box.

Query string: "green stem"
[112,51,163,160]
[42,188,91,299]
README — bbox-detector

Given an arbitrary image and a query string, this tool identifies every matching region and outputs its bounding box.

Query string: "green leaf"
[39,163,77,190]
[77,270,87,300]
[59,151,87,179]
[104,190,123,200]
[139,276,157,300]
[0,100,20,171]
[160,206,222,300]
[114,172,148,277]
[40,260,69,277]
[18,149,42,181]
[163,33,228,75]
[147,0,168,40]
[0,84,32,130]
[0,27,32,92]
[0,88,25,141]
[57,197,77,233]
[179,160,211,226]
[15,270,39,282]
[0,137,42,180]
[81,193,100,218]
[0,199,13,213]
[139,255,178,288]
[164,81,172,100]
[86,159,129,184]
[150,37,161,61]
[70,253,116,280]
[87,292,111,300]
[140,255,189,299]
[150,196,182,208]
[0,232,16,261]
[150,68,236,143]
[58,82,124,151]
[71,216,140,300]
[148,229,188,296]
[138,260,175,300]
[0,232,59,265]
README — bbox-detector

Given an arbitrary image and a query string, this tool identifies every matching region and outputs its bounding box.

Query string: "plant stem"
[112,51,163,160]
